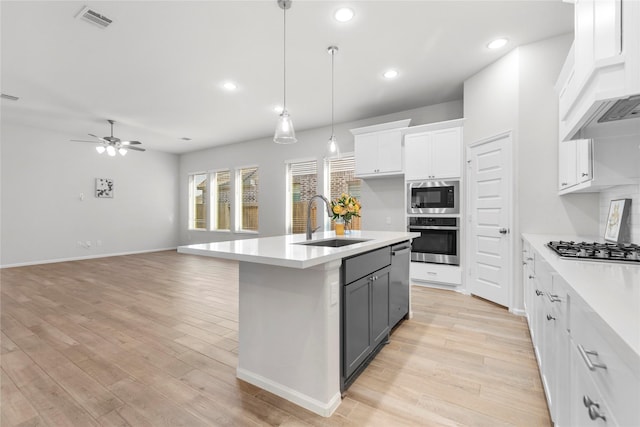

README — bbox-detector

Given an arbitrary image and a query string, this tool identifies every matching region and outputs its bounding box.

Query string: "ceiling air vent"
[1,93,19,101]
[76,6,112,29]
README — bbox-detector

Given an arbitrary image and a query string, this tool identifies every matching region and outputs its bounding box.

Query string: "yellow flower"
[333,205,342,214]
[354,204,360,212]
[347,204,355,212]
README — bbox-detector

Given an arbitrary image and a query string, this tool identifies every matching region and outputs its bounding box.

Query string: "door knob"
[499,228,509,234]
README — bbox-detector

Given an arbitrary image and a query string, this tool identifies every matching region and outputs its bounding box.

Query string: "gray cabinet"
[342,246,391,387]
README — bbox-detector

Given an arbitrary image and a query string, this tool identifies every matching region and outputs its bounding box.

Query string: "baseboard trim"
[510,307,526,317]
[0,247,178,269]
[236,367,341,418]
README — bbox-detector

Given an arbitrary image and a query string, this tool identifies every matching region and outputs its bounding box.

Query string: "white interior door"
[467,132,512,307]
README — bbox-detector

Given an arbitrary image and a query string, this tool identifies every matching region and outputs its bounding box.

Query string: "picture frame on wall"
[96,178,114,198]
[604,198,631,243]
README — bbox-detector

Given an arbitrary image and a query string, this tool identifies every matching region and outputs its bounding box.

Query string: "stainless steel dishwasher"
[390,241,411,328]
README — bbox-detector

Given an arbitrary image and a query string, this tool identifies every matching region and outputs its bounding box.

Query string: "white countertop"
[178,231,419,269]
[522,234,640,359]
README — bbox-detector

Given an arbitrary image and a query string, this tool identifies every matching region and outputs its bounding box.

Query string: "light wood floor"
[1,251,550,426]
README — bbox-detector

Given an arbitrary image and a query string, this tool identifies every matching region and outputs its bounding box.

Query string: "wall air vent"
[76,6,112,28]
[1,93,19,101]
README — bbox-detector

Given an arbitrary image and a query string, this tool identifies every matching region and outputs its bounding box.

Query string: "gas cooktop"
[547,241,640,263]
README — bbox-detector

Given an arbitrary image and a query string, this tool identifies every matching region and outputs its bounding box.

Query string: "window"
[326,155,362,231]
[188,173,208,230]
[237,167,259,232]
[286,160,318,234]
[212,170,231,231]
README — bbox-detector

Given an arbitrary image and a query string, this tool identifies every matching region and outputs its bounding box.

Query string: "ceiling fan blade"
[71,139,102,143]
[126,146,146,152]
[88,133,107,142]
[121,141,142,145]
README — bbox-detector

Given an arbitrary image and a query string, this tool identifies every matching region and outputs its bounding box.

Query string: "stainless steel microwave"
[407,180,459,215]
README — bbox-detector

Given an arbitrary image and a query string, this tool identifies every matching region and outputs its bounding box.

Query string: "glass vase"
[334,218,345,236]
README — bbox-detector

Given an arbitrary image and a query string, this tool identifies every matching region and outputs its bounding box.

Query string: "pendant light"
[274,0,297,144]
[326,45,340,158]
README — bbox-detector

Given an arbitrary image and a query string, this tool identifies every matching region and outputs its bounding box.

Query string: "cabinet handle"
[546,293,561,303]
[529,275,536,280]
[583,395,607,421]
[535,289,543,296]
[588,404,606,421]
[527,257,533,261]
[561,182,568,186]
[522,262,527,266]
[581,172,589,177]
[546,314,556,321]
[577,344,608,371]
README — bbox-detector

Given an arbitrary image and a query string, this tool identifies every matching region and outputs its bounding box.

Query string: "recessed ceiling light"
[334,7,354,22]
[223,82,237,91]
[383,69,399,79]
[487,38,508,49]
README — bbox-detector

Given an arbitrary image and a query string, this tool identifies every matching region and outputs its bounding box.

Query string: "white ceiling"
[1,1,574,154]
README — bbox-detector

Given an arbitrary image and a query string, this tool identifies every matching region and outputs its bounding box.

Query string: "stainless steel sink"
[296,238,371,248]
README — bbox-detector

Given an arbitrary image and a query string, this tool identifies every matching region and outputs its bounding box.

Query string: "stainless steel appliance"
[407,180,459,215]
[408,217,459,265]
[547,241,640,263]
[389,242,410,328]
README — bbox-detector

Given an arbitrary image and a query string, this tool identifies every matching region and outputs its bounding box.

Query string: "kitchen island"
[178,230,418,417]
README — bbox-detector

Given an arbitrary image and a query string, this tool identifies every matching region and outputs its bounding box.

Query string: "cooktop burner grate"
[546,241,640,263]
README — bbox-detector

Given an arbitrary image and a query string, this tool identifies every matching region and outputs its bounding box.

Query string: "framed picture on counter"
[604,198,631,243]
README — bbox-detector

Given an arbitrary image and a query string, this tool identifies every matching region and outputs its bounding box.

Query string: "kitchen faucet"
[306,195,333,240]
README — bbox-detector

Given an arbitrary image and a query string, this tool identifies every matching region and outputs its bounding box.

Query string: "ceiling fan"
[71,119,146,156]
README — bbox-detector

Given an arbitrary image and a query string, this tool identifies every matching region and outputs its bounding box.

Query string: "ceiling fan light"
[106,145,116,156]
[96,145,106,154]
[274,110,297,144]
[118,148,128,156]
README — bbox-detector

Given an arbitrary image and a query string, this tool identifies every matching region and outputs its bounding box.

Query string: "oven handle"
[408,226,459,231]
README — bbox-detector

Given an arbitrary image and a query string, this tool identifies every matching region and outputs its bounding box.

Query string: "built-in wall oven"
[407,180,459,215]
[408,217,459,265]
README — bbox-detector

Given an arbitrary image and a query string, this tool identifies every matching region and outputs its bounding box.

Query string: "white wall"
[463,33,600,310]
[1,122,180,267]
[599,182,640,243]
[179,100,463,245]
[518,35,600,236]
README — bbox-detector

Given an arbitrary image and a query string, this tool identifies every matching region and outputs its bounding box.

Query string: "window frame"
[187,171,210,231]
[285,157,320,235]
[210,168,232,232]
[235,165,260,234]
[324,152,360,230]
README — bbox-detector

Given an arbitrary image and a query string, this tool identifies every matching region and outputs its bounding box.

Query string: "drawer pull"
[583,395,594,407]
[546,314,556,321]
[535,289,543,296]
[577,344,608,371]
[529,275,535,279]
[588,404,606,421]
[546,293,561,303]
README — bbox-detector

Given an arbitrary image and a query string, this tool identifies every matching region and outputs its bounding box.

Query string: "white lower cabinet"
[521,237,639,427]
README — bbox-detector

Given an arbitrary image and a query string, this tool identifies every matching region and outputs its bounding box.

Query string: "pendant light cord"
[331,49,335,136]
[283,6,287,112]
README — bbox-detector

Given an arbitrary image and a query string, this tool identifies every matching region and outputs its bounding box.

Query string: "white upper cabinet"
[351,119,411,178]
[556,0,640,141]
[558,137,638,195]
[405,126,462,181]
